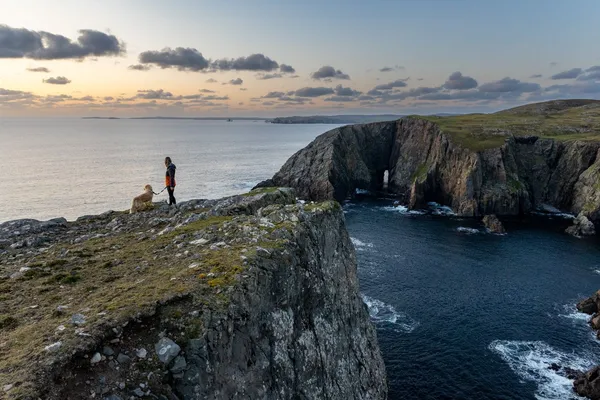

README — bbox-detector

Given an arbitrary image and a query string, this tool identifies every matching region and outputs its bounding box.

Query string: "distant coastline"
[82,116,266,121]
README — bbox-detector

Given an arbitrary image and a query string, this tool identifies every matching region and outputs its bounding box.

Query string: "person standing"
[164,156,177,205]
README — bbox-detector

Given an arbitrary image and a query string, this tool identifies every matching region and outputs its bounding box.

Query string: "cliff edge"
[0,188,386,399]
[258,100,600,224]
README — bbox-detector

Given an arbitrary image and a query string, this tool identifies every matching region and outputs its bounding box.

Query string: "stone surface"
[482,215,505,234]
[154,338,181,365]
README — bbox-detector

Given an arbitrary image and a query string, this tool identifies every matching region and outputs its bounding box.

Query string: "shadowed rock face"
[259,116,600,223]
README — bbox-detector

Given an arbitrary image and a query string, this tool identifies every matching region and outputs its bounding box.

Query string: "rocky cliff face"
[0,188,386,399]
[259,111,600,224]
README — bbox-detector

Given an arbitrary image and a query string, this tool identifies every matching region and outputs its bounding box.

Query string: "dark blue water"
[345,198,600,400]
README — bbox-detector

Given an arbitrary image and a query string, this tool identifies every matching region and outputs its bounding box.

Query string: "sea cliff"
[258,100,600,227]
[0,188,386,399]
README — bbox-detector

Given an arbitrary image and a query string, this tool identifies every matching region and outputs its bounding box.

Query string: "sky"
[1,0,600,117]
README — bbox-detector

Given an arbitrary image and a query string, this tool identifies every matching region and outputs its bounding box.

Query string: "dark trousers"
[167,187,176,205]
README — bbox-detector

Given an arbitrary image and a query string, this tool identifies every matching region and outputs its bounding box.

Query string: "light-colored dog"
[130,184,154,214]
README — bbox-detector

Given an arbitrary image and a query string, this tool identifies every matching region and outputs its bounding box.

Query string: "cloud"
[206,78,218,83]
[136,89,173,99]
[263,91,286,98]
[257,73,283,80]
[212,53,279,71]
[294,87,335,97]
[373,79,408,90]
[229,78,243,85]
[550,62,558,67]
[310,66,350,80]
[478,77,540,93]
[577,66,600,81]
[544,81,600,95]
[334,85,361,96]
[324,96,359,102]
[550,68,582,80]
[443,72,478,90]
[379,65,404,72]
[26,67,49,73]
[43,76,71,85]
[240,88,247,91]
[103,96,114,101]
[280,64,296,73]
[0,25,125,60]
[139,47,209,71]
[199,89,215,93]
[128,64,151,71]
[530,74,543,78]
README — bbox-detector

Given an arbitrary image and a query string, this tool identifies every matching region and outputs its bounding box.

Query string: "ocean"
[0,118,333,222]
[2,118,600,399]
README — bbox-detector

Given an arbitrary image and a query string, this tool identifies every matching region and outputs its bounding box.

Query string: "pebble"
[118,382,126,390]
[56,325,66,332]
[136,348,148,359]
[117,353,132,365]
[103,346,115,356]
[3,384,13,392]
[133,388,145,397]
[44,342,62,352]
[90,352,102,364]
[71,313,86,325]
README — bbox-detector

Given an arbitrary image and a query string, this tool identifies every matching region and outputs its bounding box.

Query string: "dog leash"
[152,186,168,195]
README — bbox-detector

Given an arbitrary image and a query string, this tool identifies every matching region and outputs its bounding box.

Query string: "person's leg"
[167,187,176,205]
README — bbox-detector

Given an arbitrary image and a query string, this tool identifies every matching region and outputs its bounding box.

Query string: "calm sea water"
[2,118,600,399]
[345,198,600,400]
[0,118,337,222]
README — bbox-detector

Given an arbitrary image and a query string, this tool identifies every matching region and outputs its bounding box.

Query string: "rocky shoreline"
[0,188,386,399]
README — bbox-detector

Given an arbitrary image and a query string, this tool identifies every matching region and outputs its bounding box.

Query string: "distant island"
[82,116,266,121]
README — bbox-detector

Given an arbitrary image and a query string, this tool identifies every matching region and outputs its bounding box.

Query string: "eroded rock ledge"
[0,188,386,399]
[257,101,600,228]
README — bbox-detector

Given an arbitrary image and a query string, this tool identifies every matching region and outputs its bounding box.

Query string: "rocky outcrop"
[258,103,600,228]
[566,213,597,237]
[0,188,386,399]
[573,291,600,398]
[574,366,600,400]
[482,214,505,234]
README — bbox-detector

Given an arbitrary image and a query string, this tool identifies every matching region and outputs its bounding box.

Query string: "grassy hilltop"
[415,99,600,151]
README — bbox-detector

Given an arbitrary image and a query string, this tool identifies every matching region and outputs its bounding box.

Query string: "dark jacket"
[165,163,176,187]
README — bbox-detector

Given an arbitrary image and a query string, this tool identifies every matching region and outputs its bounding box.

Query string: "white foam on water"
[532,211,576,220]
[594,269,600,275]
[558,304,591,323]
[489,340,596,400]
[380,205,426,215]
[428,202,456,216]
[350,237,374,251]
[361,294,419,333]
[456,227,480,234]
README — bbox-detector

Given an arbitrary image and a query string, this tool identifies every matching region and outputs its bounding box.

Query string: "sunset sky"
[2,0,600,117]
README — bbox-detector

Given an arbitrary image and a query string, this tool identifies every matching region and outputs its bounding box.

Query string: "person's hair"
[165,156,172,165]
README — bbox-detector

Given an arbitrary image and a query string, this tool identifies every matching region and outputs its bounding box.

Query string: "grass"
[409,101,600,151]
[0,209,294,398]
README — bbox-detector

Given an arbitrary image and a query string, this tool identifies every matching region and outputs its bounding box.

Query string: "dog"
[130,184,154,214]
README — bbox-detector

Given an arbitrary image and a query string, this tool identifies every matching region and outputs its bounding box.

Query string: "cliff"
[574,292,600,398]
[258,100,600,224]
[0,188,386,399]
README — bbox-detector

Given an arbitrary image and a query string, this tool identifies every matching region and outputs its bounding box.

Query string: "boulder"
[483,215,505,234]
[574,365,600,400]
[566,213,596,238]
